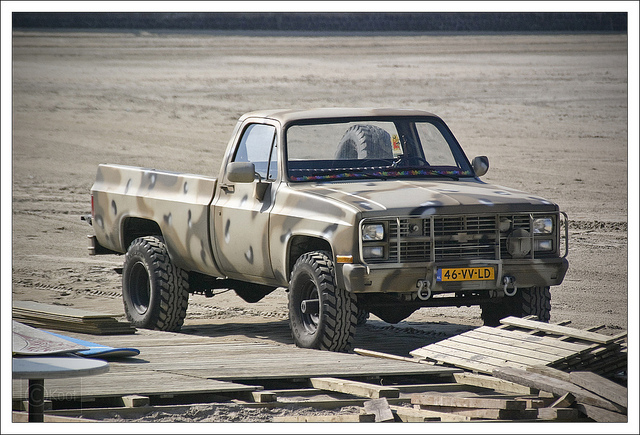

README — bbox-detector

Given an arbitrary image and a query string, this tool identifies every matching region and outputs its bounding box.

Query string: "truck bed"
[91,164,220,274]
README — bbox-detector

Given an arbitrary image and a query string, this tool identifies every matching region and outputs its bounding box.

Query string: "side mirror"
[227,162,256,183]
[471,156,489,177]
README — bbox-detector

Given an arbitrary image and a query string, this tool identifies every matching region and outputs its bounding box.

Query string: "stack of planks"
[410,316,627,380]
[493,366,628,422]
[271,371,627,422]
[13,301,136,335]
[407,392,575,421]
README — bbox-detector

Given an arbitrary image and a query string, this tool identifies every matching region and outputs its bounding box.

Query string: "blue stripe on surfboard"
[46,331,140,358]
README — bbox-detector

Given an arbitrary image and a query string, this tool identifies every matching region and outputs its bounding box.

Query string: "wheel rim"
[299,281,320,334]
[129,261,151,314]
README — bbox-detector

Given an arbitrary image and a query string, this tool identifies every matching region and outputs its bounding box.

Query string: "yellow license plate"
[437,267,495,282]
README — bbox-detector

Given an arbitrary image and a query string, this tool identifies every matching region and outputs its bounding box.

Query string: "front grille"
[372,213,549,264]
[433,216,496,261]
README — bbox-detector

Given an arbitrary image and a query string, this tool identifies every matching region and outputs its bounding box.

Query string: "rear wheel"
[480,286,551,326]
[122,236,189,331]
[288,251,357,352]
[355,306,370,327]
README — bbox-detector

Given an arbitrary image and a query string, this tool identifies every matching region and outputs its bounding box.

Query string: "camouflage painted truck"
[86,108,569,352]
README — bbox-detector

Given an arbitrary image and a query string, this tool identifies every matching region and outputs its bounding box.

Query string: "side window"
[234,124,277,180]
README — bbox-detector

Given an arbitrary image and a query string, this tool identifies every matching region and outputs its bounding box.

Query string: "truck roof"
[239,108,440,125]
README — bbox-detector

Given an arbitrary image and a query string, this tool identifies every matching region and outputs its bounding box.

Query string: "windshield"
[285,118,474,182]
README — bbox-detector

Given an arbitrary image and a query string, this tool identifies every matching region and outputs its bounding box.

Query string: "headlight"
[533,217,553,234]
[363,246,384,259]
[534,239,553,251]
[362,223,385,241]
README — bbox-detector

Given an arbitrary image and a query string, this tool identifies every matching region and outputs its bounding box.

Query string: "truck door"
[213,122,278,280]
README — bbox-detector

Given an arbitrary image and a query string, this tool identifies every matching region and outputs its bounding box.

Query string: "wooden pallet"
[410,316,627,378]
[12,301,136,335]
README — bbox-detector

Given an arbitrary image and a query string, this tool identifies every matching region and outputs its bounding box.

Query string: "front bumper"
[341,257,569,294]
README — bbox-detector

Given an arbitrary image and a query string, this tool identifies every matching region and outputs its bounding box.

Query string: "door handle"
[220,183,235,194]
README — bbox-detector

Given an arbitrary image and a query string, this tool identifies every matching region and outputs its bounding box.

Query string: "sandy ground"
[6,31,634,423]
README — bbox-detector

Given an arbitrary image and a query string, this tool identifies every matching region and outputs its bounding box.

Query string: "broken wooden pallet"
[405,390,583,422]
[410,316,626,378]
[246,373,595,422]
[30,371,603,423]
[12,301,136,335]
[493,366,627,422]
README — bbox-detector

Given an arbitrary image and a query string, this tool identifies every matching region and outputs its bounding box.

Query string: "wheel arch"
[121,216,163,251]
[286,234,333,280]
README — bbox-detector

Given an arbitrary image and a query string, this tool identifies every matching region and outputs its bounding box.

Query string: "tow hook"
[417,279,432,301]
[503,276,518,296]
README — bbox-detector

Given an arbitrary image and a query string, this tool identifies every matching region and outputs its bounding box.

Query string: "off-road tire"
[355,306,370,327]
[288,251,357,352]
[480,286,551,327]
[122,236,189,331]
[335,124,393,160]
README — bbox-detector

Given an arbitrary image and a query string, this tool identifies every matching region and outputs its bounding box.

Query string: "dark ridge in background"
[12,12,627,33]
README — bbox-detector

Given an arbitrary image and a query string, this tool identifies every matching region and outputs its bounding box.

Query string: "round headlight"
[499,217,512,233]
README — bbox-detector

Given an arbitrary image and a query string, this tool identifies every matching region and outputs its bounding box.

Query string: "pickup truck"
[86,108,568,352]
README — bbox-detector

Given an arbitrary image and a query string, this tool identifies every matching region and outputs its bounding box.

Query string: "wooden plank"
[411,342,530,373]
[473,326,591,353]
[409,348,499,374]
[364,398,395,422]
[353,348,424,363]
[309,377,400,399]
[436,335,554,366]
[261,396,410,410]
[411,393,527,410]
[550,392,576,408]
[273,413,376,423]
[13,302,136,335]
[492,367,625,413]
[465,328,584,358]
[13,301,121,319]
[267,388,322,397]
[536,407,580,421]
[251,391,277,403]
[575,403,628,423]
[526,365,572,382]
[12,411,99,423]
[499,316,624,344]
[390,405,471,422]
[415,405,528,420]
[393,382,488,394]
[509,397,547,408]
[449,333,562,364]
[453,372,536,395]
[569,371,627,409]
[121,395,150,408]
[13,371,259,401]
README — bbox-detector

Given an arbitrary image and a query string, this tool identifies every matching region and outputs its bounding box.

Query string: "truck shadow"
[178,318,476,358]
[355,320,476,357]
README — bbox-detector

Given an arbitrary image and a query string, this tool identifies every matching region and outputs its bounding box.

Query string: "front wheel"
[288,251,357,352]
[480,286,551,326]
[122,236,189,331]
